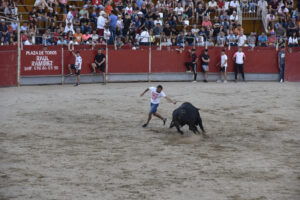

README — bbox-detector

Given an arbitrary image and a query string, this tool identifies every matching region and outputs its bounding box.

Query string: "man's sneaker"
[186,70,191,73]
[204,80,208,83]
[142,123,148,128]
[66,73,72,76]
[102,82,106,85]
[192,80,197,83]
[224,80,227,83]
[91,71,96,74]
[280,79,283,83]
[216,80,221,83]
[163,118,167,126]
[74,83,80,86]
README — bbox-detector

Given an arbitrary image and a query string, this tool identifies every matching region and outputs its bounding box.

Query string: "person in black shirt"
[185,48,198,82]
[91,49,106,85]
[201,49,210,82]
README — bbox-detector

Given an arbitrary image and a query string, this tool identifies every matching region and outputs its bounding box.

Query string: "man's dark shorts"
[220,67,226,72]
[96,63,105,72]
[70,64,81,75]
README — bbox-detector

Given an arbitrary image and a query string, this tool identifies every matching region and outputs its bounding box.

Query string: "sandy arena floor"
[0,82,300,200]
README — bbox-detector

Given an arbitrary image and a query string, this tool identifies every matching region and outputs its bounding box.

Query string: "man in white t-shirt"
[232,47,246,82]
[67,50,82,86]
[217,49,228,83]
[237,31,247,46]
[140,85,176,128]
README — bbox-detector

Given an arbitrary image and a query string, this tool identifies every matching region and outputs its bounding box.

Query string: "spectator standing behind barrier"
[216,49,228,83]
[91,49,106,85]
[185,48,198,82]
[278,46,286,83]
[232,47,246,82]
[201,49,210,83]
[67,50,82,86]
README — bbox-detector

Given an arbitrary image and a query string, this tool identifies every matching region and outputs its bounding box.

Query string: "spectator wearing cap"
[0,19,10,44]
[258,32,267,46]
[97,11,107,36]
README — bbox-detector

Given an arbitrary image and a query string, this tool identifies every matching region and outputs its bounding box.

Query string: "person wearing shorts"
[185,48,198,82]
[67,50,82,86]
[91,48,106,85]
[140,85,176,128]
[201,49,210,82]
[216,49,228,83]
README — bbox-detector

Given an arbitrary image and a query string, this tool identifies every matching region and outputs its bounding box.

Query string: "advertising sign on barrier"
[21,49,62,76]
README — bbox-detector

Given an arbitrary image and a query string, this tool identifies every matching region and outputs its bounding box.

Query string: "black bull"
[170,102,206,136]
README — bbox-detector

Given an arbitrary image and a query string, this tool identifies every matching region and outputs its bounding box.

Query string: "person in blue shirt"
[109,11,118,41]
[258,32,268,46]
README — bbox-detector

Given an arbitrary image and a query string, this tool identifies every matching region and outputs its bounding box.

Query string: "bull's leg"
[189,125,200,134]
[175,125,184,135]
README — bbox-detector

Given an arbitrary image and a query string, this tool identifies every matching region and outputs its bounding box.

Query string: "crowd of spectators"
[0,0,299,48]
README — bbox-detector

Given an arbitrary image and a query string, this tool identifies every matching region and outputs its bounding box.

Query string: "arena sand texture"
[0,82,300,200]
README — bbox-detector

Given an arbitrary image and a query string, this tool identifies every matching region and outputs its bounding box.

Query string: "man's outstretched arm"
[165,96,176,105]
[140,88,149,96]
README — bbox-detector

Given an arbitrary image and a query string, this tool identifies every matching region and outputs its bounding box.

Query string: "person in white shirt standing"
[217,49,228,83]
[67,50,82,86]
[232,47,246,82]
[140,85,176,128]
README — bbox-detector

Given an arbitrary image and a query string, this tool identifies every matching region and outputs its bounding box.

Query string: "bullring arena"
[1,82,300,200]
[1,0,300,199]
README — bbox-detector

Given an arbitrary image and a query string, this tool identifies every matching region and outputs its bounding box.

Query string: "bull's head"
[169,120,175,128]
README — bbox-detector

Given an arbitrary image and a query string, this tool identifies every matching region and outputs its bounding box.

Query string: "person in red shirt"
[201,16,212,28]
[217,0,225,15]
[92,0,103,9]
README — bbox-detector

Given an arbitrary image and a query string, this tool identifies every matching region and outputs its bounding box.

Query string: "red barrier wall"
[0,46,17,87]
[0,45,299,86]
